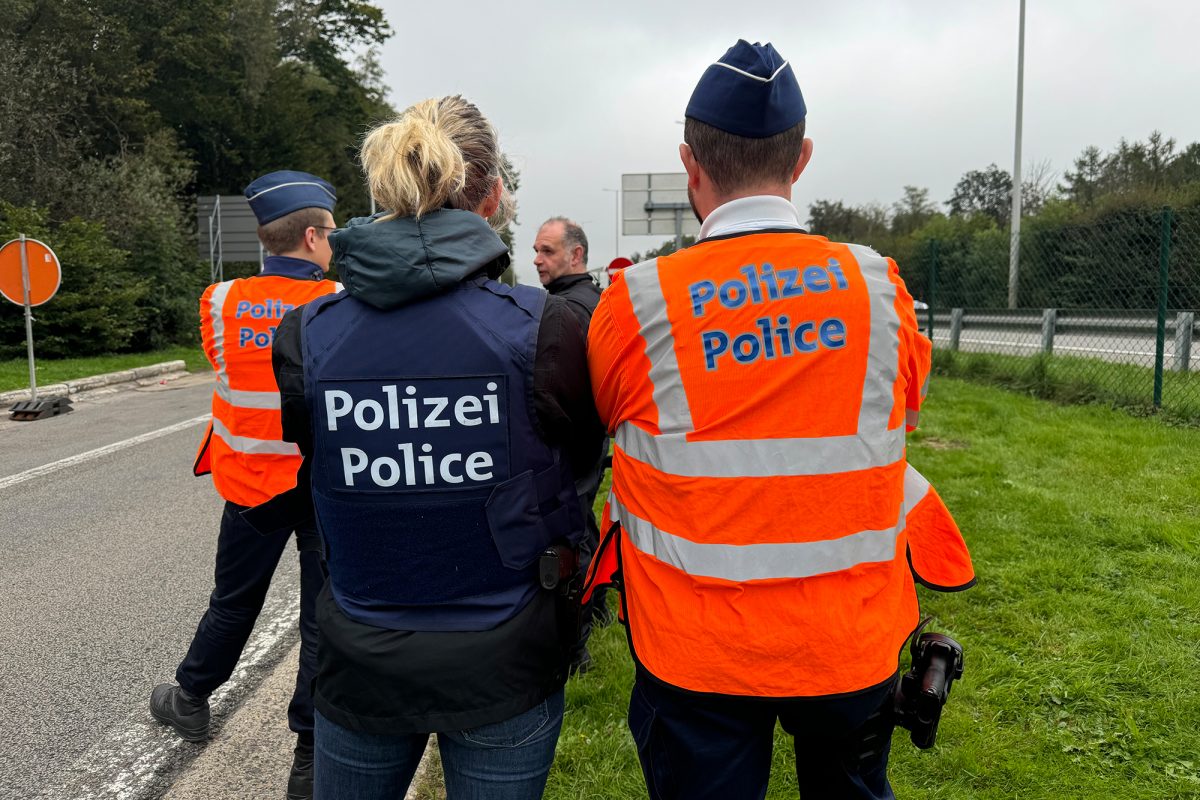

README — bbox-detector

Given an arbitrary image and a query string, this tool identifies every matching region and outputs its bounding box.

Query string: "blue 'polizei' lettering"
[234,299,295,319]
[688,260,851,318]
[778,268,803,297]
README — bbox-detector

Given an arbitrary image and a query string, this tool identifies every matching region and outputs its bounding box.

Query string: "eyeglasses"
[311,225,338,232]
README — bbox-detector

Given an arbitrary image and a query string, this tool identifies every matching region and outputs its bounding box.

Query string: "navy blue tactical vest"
[302,277,583,632]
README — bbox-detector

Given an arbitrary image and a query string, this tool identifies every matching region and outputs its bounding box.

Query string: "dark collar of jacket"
[329,209,511,311]
[545,272,600,297]
[260,255,326,281]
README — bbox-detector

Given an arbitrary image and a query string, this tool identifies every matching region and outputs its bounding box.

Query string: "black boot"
[149,684,210,742]
[287,734,314,800]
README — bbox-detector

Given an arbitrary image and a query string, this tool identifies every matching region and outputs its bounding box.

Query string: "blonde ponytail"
[361,95,512,228]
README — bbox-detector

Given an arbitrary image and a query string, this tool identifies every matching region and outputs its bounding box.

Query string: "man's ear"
[790,138,814,184]
[304,225,321,252]
[680,143,701,189]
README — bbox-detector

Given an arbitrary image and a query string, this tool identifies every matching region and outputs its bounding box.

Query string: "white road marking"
[39,589,301,800]
[0,415,209,492]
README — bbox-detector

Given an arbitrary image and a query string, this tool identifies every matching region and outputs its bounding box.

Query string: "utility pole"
[1008,0,1026,309]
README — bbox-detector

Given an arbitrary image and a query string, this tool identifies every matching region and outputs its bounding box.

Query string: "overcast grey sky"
[371,1,1200,285]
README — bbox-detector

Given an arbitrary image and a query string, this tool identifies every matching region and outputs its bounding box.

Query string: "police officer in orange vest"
[583,41,975,799]
[150,171,341,800]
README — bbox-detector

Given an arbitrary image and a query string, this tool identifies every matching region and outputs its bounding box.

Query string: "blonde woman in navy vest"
[267,95,600,799]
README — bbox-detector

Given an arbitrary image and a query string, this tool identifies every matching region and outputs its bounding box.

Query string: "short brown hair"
[257,207,330,255]
[542,216,589,265]
[683,117,807,194]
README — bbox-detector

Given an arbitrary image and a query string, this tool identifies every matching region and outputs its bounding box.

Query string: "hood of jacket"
[329,209,511,311]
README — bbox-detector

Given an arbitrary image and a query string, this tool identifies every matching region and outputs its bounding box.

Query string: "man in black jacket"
[532,216,609,672]
[533,217,601,330]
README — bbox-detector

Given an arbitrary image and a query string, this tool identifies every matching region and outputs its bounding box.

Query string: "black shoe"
[149,684,210,742]
[287,735,314,800]
[568,647,593,676]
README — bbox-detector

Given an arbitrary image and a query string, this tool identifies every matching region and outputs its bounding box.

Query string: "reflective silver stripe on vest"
[215,382,282,410]
[905,409,920,429]
[207,281,236,389]
[846,245,900,435]
[625,259,694,434]
[210,417,299,456]
[614,463,934,582]
[616,422,904,478]
[619,243,906,478]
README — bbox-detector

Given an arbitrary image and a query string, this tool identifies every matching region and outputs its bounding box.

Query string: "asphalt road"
[931,327,1200,370]
[0,376,303,800]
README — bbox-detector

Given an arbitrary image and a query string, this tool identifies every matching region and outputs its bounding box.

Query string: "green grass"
[545,377,1200,799]
[934,348,1200,425]
[0,345,205,392]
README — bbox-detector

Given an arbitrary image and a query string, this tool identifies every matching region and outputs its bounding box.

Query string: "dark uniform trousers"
[629,670,896,800]
[175,501,323,736]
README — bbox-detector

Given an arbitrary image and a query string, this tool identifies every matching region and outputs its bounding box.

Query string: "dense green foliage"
[0,0,394,358]
[805,133,1200,311]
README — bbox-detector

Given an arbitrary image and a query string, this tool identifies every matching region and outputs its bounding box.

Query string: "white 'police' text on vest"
[319,378,507,490]
[688,260,850,370]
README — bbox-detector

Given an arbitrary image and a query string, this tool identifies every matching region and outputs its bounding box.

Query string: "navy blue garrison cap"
[685,40,806,138]
[244,170,337,225]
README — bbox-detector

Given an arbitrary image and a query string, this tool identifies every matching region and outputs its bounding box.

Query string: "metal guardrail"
[928,307,1199,372]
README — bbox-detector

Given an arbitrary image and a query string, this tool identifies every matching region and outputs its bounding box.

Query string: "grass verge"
[0,345,205,392]
[545,377,1200,799]
[933,348,1200,425]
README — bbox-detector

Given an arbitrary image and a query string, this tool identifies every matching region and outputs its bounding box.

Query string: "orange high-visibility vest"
[585,230,974,698]
[193,275,339,507]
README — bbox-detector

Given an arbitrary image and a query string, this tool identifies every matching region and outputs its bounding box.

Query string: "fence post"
[1176,311,1194,373]
[950,308,964,351]
[1153,206,1173,407]
[927,239,938,341]
[1041,308,1057,354]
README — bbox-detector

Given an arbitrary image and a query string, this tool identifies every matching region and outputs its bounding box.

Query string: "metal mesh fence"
[898,206,1200,422]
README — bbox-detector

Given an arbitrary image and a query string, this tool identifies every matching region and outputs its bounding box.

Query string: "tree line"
[807,131,1200,310]
[0,0,395,358]
[630,132,1200,311]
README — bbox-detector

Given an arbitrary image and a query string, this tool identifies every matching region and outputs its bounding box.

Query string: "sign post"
[0,235,68,420]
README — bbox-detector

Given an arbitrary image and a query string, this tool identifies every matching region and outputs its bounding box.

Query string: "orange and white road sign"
[0,237,61,307]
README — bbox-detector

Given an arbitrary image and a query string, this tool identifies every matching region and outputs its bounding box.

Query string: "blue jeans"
[314,689,564,799]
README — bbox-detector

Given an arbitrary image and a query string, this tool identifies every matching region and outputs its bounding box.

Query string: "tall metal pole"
[1007,0,1026,309]
[19,234,37,402]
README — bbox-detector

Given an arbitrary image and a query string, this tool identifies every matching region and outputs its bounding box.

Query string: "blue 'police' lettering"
[702,331,729,370]
[238,327,277,348]
[701,315,847,370]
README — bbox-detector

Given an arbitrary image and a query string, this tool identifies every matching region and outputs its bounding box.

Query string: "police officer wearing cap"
[151,171,342,800]
[583,41,975,799]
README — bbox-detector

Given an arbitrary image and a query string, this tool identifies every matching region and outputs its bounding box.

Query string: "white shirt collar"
[698,195,805,240]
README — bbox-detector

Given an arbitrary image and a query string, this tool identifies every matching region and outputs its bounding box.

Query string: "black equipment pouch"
[539,545,584,659]
[893,618,965,749]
